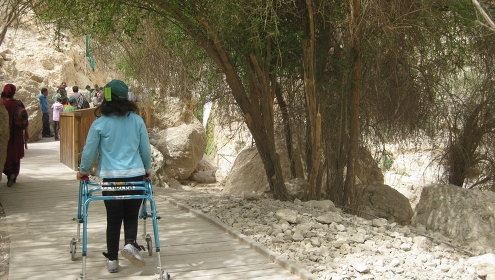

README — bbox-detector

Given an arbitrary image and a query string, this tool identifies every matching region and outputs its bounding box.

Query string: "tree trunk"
[344,0,362,210]
[275,82,296,178]
[448,101,490,187]
[325,130,347,206]
[187,22,291,200]
[246,53,291,200]
[303,0,323,200]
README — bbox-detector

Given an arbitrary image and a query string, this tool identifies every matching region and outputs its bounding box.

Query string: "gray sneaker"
[106,259,119,273]
[121,243,145,267]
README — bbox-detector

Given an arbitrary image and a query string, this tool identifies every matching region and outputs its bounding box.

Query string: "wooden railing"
[59,103,152,170]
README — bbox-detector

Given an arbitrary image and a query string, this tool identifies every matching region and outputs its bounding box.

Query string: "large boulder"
[150,122,206,180]
[412,184,495,254]
[222,147,269,196]
[223,147,308,199]
[189,155,218,184]
[223,143,386,200]
[356,184,414,225]
[149,144,164,185]
[15,84,42,141]
[150,96,207,180]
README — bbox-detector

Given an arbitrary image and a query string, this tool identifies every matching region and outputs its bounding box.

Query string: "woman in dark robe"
[2,84,29,187]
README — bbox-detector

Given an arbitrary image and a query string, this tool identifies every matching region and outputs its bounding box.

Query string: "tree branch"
[472,0,495,31]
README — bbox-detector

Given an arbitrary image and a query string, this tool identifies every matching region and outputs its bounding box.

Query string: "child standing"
[64,97,77,112]
[77,79,150,273]
[52,97,64,140]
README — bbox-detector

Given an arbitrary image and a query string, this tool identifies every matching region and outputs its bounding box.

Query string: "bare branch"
[472,0,495,31]
[0,0,31,46]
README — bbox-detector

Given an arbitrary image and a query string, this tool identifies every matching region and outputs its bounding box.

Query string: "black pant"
[53,121,59,140]
[42,112,51,136]
[103,176,144,260]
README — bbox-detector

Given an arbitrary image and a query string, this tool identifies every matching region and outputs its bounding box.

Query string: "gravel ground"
[165,185,483,280]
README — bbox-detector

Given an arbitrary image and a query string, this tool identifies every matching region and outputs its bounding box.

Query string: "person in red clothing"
[1,84,29,187]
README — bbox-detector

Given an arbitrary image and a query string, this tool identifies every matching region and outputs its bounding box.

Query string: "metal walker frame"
[70,179,170,280]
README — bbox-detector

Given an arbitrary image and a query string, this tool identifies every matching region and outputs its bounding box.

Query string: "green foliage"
[34,0,147,41]
[205,114,215,156]
[381,151,395,171]
[31,0,495,195]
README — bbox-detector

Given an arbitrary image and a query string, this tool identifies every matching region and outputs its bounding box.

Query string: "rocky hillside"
[0,22,117,141]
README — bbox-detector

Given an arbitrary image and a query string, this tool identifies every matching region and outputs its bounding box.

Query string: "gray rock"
[371,218,387,228]
[303,200,338,211]
[316,212,343,224]
[413,184,495,254]
[292,231,304,241]
[356,184,414,225]
[276,209,298,224]
[165,183,484,280]
[352,263,370,273]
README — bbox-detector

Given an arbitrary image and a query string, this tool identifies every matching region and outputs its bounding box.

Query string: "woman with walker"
[76,79,151,273]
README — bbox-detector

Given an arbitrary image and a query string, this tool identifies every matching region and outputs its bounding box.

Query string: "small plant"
[396,170,410,176]
[381,151,395,171]
[205,123,215,156]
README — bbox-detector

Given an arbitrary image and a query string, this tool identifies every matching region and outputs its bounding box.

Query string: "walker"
[70,178,170,280]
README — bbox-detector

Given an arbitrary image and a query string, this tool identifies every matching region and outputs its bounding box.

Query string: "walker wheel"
[146,234,153,256]
[70,238,78,261]
[158,270,170,280]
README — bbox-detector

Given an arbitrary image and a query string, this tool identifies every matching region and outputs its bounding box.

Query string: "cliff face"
[0,23,115,141]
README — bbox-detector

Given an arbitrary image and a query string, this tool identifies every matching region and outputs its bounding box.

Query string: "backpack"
[76,94,90,109]
[82,98,90,109]
[12,101,28,130]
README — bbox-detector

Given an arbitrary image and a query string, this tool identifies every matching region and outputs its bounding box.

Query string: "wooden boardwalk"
[0,139,309,280]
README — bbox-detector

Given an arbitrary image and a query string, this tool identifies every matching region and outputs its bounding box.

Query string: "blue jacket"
[38,93,49,113]
[79,112,151,178]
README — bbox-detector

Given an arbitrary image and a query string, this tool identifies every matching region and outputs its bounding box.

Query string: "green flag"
[85,35,95,71]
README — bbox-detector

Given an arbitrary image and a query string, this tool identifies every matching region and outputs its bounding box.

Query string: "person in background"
[84,85,92,103]
[54,82,68,102]
[38,87,52,137]
[52,89,61,103]
[61,96,69,109]
[2,84,29,187]
[58,81,67,92]
[92,84,99,96]
[51,97,64,140]
[96,86,103,104]
[76,79,150,273]
[64,97,77,112]
[0,103,8,183]
[71,86,90,109]
[91,90,99,107]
